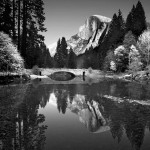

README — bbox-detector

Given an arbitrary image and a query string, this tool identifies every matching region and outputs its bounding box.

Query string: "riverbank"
[0,72,30,84]
[1,68,150,84]
[31,68,150,82]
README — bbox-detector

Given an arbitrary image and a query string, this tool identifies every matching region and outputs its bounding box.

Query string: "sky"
[42,0,150,47]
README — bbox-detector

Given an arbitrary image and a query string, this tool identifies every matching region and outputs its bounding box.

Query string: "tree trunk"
[18,0,21,51]
[13,0,16,39]
[21,0,27,60]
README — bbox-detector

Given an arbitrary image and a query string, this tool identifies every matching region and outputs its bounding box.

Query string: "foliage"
[0,0,148,71]
[110,61,116,71]
[114,45,128,72]
[0,32,24,72]
[123,31,137,50]
[137,30,150,67]
[67,49,77,68]
[0,0,13,35]
[32,65,40,75]
[0,0,49,69]
[106,10,126,48]
[103,50,115,71]
[98,10,126,70]
[88,67,93,74]
[128,45,142,73]
[146,65,150,74]
[129,59,142,74]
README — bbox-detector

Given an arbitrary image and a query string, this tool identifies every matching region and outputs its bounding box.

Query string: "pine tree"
[54,39,61,68]
[106,11,125,48]
[126,1,147,37]
[117,9,126,42]
[20,0,47,68]
[61,37,68,67]
[21,0,27,60]
[123,31,137,50]
[12,0,16,39]
[68,49,76,68]
[0,0,6,30]
[54,37,68,68]
[0,0,48,69]
[0,0,13,35]
[126,5,135,33]
[133,1,147,37]
[17,0,21,51]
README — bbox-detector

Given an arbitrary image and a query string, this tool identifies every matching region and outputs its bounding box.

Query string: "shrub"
[88,67,93,74]
[0,32,24,72]
[32,65,40,75]
[137,30,150,67]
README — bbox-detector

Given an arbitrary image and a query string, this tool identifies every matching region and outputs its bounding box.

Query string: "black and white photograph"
[0,0,150,149]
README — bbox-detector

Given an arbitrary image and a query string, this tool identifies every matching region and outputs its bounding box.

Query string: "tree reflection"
[50,83,150,150]
[1,80,150,150]
[0,84,49,150]
[54,85,69,114]
[100,96,150,150]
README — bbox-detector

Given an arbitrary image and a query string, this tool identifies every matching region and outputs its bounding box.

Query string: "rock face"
[68,95,109,133]
[68,15,111,55]
[48,15,111,56]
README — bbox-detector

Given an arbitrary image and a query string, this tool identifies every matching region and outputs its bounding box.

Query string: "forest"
[0,0,150,74]
[0,0,52,73]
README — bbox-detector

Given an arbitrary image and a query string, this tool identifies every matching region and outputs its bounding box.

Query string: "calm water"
[0,78,150,150]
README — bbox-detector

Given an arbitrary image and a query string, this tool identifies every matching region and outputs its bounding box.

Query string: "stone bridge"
[42,68,103,76]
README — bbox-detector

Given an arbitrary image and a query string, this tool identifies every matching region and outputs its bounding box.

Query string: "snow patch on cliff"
[48,42,57,57]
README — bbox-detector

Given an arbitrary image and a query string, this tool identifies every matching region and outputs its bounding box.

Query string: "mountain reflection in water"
[0,79,150,150]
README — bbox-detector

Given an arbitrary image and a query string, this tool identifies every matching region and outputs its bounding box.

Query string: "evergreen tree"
[17,0,21,51]
[123,31,137,50]
[126,5,135,33]
[54,38,61,68]
[0,0,13,35]
[54,37,68,68]
[21,0,27,60]
[0,1,6,30]
[0,0,49,69]
[117,9,126,38]
[133,1,147,37]
[20,0,47,68]
[107,13,118,47]
[68,49,76,68]
[126,1,147,37]
[103,11,125,50]
[12,0,16,39]
[98,11,126,70]
[61,37,68,67]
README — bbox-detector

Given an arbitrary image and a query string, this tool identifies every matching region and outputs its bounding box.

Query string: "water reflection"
[0,84,47,150]
[0,79,150,150]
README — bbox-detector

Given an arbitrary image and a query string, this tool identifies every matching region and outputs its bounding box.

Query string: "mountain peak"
[48,15,111,56]
[92,15,111,23]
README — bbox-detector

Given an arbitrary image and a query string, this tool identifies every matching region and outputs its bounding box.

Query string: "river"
[0,78,150,150]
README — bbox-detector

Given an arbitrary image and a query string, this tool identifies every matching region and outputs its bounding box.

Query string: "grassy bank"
[0,71,30,84]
